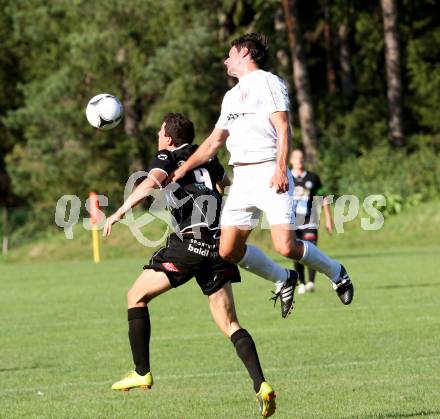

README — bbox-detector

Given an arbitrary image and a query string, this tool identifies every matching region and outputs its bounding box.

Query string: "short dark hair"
[163,113,195,146]
[231,33,269,68]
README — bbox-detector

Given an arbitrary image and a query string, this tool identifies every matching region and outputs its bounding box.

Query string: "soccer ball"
[85,93,123,130]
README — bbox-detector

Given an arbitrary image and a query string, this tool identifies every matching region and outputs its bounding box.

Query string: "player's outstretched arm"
[103,170,167,237]
[269,111,290,193]
[173,128,228,181]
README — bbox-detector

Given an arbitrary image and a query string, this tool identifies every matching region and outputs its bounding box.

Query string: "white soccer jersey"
[215,69,290,165]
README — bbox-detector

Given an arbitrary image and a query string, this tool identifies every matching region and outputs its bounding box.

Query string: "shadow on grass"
[377,282,440,289]
[330,249,439,260]
[0,365,48,373]
[357,411,440,418]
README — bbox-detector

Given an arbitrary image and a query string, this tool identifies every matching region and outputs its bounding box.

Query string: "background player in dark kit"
[103,113,277,417]
[290,149,333,294]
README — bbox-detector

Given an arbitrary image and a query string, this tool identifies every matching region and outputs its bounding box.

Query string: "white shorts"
[221,160,296,228]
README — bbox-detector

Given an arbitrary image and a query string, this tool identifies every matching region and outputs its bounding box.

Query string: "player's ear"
[241,47,250,58]
[166,135,174,147]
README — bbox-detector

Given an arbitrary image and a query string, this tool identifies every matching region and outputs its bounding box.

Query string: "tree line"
[0,0,438,228]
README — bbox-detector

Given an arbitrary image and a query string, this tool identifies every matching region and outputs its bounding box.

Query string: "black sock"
[294,261,305,284]
[308,267,316,283]
[231,329,265,393]
[307,240,317,283]
[128,307,151,376]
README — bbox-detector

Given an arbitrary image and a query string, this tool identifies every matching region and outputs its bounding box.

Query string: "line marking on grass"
[1,354,439,396]
[1,305,438,334]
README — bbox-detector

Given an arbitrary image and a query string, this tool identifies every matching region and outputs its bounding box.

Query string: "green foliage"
[352,9,385,93]
[2,0,224,217]
[0,0,21,205]
[335,144,440,215]
[407,27,440,132]
[0,0,440,235]
[142,25,225,135]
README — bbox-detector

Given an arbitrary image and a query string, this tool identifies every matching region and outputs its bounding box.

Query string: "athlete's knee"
[292,239,305,260]
[277,245,292,258]
[219,229,248,263]
[219,242,245,263]
[127,287,149,308]
[273,240,294,258]
[219,248,239,263]
[274,238,303,260]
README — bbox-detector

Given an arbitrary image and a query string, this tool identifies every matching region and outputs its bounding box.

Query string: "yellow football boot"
[256,382,276,417]
[111,371,153,391]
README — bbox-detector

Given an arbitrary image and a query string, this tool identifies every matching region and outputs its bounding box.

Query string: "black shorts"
[296,227,318,242]
[143,233,241,296]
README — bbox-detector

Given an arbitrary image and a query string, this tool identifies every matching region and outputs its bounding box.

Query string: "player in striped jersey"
[104,113,276,417]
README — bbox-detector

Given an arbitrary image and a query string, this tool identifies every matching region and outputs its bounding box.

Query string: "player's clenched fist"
[269,168,289,193]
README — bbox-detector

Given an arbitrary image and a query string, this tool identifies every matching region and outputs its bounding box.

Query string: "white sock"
[238,244,289,292]
[300,240,341,283]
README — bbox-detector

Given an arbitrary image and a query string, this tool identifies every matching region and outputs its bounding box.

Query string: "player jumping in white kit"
[173,33,354,317]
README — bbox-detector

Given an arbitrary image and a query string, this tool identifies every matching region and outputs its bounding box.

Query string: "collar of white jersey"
[238,69,264,84]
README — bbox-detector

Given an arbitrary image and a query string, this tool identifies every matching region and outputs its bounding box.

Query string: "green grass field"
[1,202,440,418]
[1,244,440,418]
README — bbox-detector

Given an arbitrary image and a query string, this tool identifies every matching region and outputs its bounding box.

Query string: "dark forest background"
[0,0,438,241]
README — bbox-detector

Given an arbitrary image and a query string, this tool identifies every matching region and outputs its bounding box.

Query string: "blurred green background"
[0,0,439,255]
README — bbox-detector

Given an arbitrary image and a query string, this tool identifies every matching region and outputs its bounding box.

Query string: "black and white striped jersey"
[148,143,225,236]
